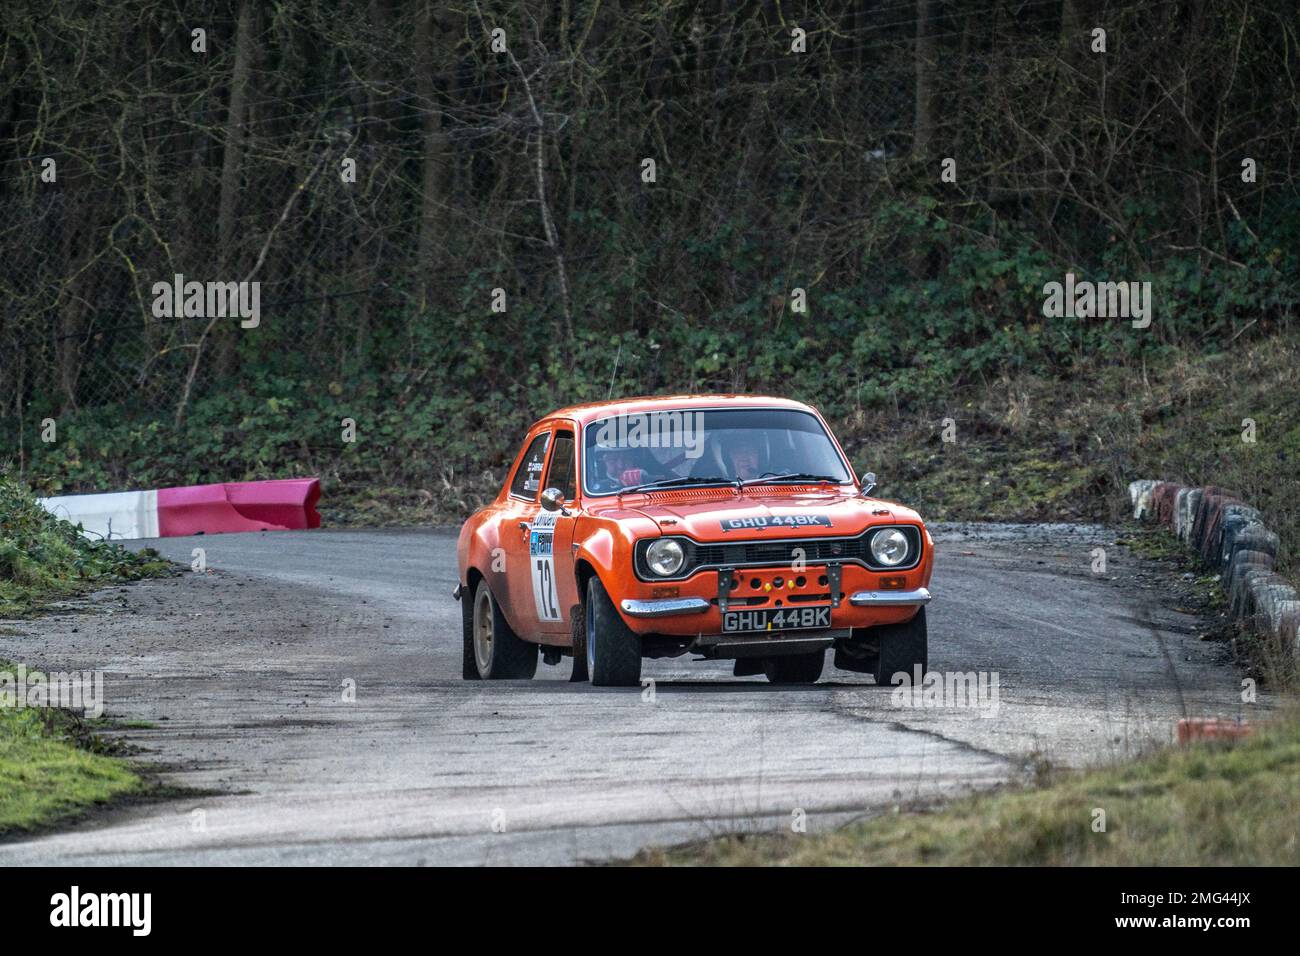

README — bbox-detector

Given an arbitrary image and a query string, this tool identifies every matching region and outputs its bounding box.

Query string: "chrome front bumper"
[620,597,711,618]
[621,587,931,618]
[848,586,931,607]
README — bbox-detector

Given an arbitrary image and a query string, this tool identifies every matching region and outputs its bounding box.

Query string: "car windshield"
[582,407,852,495]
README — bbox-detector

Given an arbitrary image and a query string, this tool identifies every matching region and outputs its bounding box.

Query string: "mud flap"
[733,657,765,677]
[833,638,876,674]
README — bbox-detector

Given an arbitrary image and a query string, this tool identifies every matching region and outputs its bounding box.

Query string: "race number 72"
[534,557,559,621]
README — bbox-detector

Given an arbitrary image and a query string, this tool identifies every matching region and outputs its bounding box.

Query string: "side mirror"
[540,487,569,514]
[859,471,877,496]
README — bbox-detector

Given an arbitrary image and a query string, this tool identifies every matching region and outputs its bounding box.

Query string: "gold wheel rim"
[473,587,494,674]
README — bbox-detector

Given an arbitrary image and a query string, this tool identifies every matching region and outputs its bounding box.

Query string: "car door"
[534,424,579,636]
[503,426,552,638]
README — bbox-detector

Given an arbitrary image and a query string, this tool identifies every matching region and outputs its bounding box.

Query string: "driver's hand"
[620,468,645,486]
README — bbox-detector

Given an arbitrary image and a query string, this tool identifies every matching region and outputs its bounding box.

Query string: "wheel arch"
[573,530,617,603]
[573,558,599,601]
[464,563,486,597]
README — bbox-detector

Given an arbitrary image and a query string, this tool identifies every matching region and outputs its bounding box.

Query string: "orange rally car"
[454,396,933,686]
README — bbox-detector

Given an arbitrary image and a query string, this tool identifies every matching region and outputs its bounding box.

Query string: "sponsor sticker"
[529,512,561,622]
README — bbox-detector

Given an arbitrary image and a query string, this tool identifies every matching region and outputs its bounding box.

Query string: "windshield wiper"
[741,472,843,486]
[622,475,739,493]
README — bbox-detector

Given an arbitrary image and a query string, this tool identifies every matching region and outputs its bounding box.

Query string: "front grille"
[693,536,871,567]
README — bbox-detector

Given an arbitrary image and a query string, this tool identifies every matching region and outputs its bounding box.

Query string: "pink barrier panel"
[157,478,321,537]
[224,478,321,530]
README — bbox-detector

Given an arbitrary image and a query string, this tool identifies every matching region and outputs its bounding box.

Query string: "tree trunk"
[913,0,937,158]
[416,3,453,310]
[213,0,256,380]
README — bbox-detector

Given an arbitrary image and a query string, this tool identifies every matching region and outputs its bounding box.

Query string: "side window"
[509,432,550,499]
[544,431,577,501]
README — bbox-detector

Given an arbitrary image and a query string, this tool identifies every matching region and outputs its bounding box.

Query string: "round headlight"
[870,529,910,567]
[646,538,686,576]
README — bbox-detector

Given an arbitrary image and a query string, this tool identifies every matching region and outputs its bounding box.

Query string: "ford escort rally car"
[454,395,933,686]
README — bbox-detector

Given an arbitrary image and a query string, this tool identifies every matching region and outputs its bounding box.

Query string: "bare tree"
[214,0,258,378]
[913,0,938,157]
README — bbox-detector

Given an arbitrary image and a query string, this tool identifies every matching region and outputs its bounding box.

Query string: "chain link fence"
[0,34,914,474]
[1,1,1295,502]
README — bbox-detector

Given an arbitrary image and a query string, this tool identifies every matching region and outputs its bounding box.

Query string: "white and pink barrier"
[39,478,321,541]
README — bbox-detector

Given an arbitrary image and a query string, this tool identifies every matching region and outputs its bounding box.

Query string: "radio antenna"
[606,343,621,400]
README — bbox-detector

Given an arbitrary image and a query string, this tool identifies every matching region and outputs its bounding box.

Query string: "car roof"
[536,394,820,428]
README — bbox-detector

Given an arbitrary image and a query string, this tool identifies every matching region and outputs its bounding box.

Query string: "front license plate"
[722,605,832,633]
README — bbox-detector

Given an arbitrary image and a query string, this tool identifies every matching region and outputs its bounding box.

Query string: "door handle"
[517,521,530,535]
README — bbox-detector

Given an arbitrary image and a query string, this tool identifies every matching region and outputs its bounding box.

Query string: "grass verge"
[0,674,144,836]
[1,477,171,834]
[0,473,172,617]
[631,709,1300,866]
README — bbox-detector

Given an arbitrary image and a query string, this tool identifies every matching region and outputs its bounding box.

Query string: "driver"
[590,446,650,493]
[720,432,764,481]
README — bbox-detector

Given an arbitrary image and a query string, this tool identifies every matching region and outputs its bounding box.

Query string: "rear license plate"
[722,606,832,633]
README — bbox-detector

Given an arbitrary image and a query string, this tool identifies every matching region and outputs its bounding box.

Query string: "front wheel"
[468,580,538,679]
[763,650,825,685]
[568,604,589,682]
[873,607,928,686]
[585,576,642,687]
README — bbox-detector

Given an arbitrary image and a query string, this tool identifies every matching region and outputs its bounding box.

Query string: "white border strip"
[37,489,159,541]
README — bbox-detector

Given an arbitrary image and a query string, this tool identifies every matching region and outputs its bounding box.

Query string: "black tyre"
[873,607,928,685]
[569,603,589,682]
[763,650,825,685]
[585,576,642,687]
[461,584,480,680]
[469,579,538,679]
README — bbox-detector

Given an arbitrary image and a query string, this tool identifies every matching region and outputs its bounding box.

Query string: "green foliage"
[2,0,1297,522]
[4,196,1296,526]
[0,475,170,616]
[0,664,143,834]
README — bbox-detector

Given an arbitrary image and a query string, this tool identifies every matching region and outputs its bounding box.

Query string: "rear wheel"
[460,584,480,680]
[763,650,825,685]
[469,580,538,679]
[586,577,642,687]
[873,607,928,686]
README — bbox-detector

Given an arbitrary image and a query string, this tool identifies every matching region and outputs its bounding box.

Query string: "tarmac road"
[0,524,1253,865]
